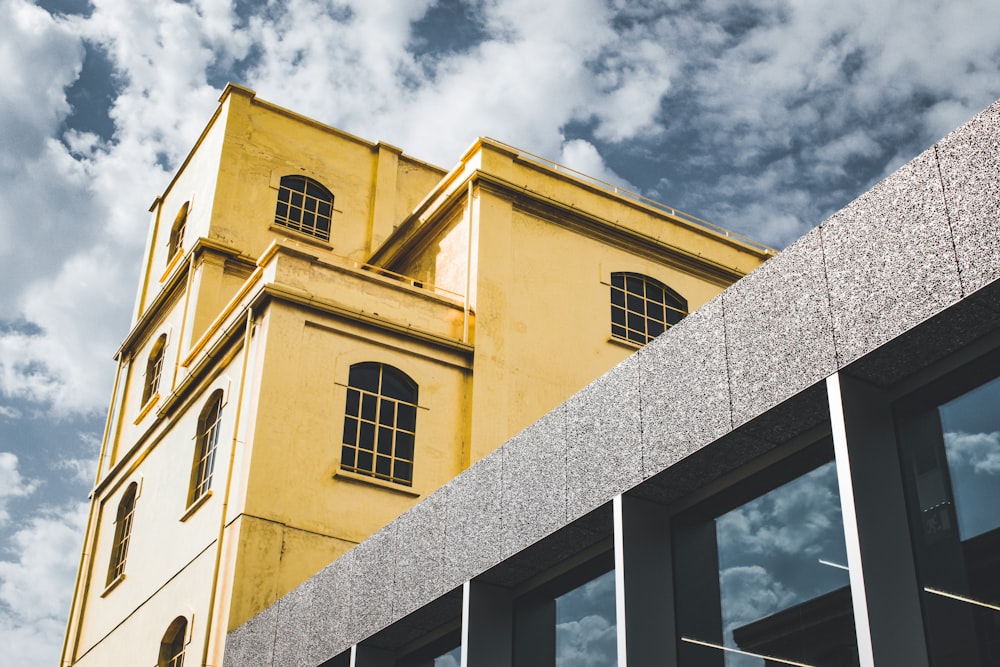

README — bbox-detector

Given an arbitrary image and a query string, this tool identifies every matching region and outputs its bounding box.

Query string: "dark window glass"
[342,417,357,446]
[898,372,1000,665]
[340,363,418,485]
[396,432,415,461]
[675,445,859,666]
[377,428,393,455]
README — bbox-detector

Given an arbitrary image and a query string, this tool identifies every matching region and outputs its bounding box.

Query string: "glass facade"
[898,372,1000,665]
[332,360,1000,667]
[555,570,617,667]
[675,445,859,667]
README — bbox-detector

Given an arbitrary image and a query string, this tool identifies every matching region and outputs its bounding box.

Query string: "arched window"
[168,202,189,259]
[106,482,138,586]
[341,363,418,486]
[610,272,687,345]
[158,616,187,667]
[274,175,333,241]
[189,390,223,505]
[141,334,167,406]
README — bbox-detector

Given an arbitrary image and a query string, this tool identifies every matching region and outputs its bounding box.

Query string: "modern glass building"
[224,100,1000,667]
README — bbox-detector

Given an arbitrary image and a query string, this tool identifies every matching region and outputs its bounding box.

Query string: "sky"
[1,0,1000,664]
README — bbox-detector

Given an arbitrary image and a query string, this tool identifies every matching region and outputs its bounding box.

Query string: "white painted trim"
[826,373,875,667]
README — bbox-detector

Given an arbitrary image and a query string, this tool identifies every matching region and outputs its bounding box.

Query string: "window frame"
[273,175,334,242]
[340,362,418,487]
[188,390,224,507]
[106,481,138,587]
[610,271,687,346]
[167,201,189,260]
[141,334,167,408]
[158,616,188,667]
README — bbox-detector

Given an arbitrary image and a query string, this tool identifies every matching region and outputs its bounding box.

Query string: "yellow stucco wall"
[63,85,772,666]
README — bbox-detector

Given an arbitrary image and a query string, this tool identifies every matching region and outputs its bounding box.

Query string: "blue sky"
[1,0,1000,664]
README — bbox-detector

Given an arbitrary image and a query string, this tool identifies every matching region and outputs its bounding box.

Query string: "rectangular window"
[514,556,617,666]
[674,443,860,666]
[897,367,1000,665]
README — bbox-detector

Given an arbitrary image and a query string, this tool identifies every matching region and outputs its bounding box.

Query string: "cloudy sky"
[2,0,1000,663]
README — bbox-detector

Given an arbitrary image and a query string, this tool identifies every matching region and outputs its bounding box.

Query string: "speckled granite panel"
[639,297,733,477]
[348,523,398,642]
[501,408,567,558]
[392,491,449,618]
[442,447,503,584]
[565,353,642,520]
[845,282,1000,387]
[223,599,278,667]
[935,99,1000,296]
[822,148,962,367]
[272,558,353,667]
[724,229,837,426]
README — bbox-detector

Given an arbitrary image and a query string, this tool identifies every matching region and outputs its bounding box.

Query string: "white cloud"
[0,501,89,667]
[556,613,617,667]
[719,564,796,634]
[0,406,21,420]
[945,430,1000,475]
[0,453,38,524]
[716,462,842,558]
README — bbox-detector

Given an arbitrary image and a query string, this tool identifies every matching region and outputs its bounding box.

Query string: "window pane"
[375,455,392,477]
[377,427,393,455]
[382,371,414,401]
[358,422,375,450]
[361,394,377,421]
[647,302,664,324]
[611,306,626,326]
[291,192,303,208]
[611,287,625,307]
[626,293,643,314]
[901,373,1000,665]
[341,445,355,468]
[394,460,412,483]
[677,457,858,666]
[556,569,617,666]
[396,432,414,460]
[379,401,395,426]
[342,417,358,446]
[433,646,461,666]
[397,403,417,432]
[345,388,360,416]
[350,365,380,392]
[357,450,373,472]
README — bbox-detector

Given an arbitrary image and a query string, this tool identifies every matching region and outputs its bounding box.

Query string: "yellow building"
[60,84,772,667]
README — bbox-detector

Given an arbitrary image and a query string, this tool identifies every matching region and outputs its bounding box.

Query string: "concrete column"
[463,580,513,667]
[827,372,930,667]
[613,494,677,667]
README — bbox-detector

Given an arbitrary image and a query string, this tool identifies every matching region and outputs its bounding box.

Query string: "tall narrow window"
[189,390,223,505]
[142,334,167,406]
[158,616,187,667]
[274,175,333,241]
[610,272,687,345]
[106,482,138,586]
[167,202,189,260]
[897,368,1000,665]
[341,363,417,486]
